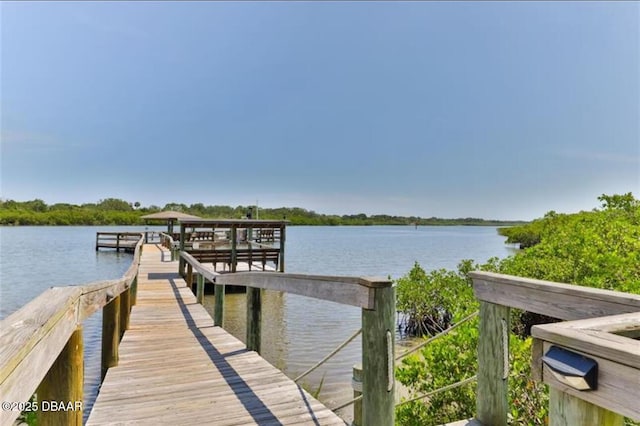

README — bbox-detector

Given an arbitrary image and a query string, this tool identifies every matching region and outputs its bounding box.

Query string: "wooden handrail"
[160,232,179,260]
[469,271,640,426]
[0,233,144,426]
[180,251,389,308]
[179,249,396,425]
[470,271,640,320]
[180,251,217,282]
[216,271,385,309]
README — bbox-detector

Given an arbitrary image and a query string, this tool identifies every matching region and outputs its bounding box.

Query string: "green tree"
[598,192,639,212]
[97,198,133,211]
[396,194,640,425]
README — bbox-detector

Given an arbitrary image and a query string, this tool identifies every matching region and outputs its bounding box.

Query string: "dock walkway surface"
[86,244,346,425]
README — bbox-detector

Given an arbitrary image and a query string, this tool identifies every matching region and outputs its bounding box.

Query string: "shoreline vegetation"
[0,198,526,227]
[395,193,639,425]
[5,192,638,425]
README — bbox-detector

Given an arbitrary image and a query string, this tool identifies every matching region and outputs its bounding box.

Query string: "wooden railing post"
[130,274,138,306]
[246,287,261,353]
[179,225,186,276]
[548,388,623,426]
[120,287,131,337]
[37,325,83,426]
[196,273,205,304]
[186,263,193,291]
[101,295,121,380]
[231,227,238,272]
[352,363,363,426]
[476,300,509,426]
[362,283,395,426]
[279,225,286,272]
[214,283,225,327]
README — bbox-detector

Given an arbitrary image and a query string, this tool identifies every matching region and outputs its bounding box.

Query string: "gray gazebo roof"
[140,211,202,233]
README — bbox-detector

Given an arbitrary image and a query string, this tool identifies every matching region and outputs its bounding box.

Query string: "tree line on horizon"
[0,197,526,226]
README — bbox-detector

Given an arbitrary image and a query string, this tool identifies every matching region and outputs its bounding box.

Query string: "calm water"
[0,225,513,421]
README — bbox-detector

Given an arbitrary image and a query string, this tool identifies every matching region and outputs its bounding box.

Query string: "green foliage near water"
[395,193,640,425]
[499,192,640,292]
[0,198,525,227]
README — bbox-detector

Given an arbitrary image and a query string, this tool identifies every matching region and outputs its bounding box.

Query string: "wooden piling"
[214,283,225,327]
[231,227,238,273]
[37,326,83,426]
[196,273,205,304]
[179,225,186,276]
[246,287,261,353]
[549,388,623,426]
[101,295,120,380]
[352,363,363,426]
[186,263,193,292]
[130,275,138,306]
[476,301,509,426]
[362,285,395,426]
[119,288,130,337]
[279,225,286,272]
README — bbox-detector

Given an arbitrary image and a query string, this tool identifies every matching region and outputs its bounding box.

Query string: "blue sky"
[1,1,638,220]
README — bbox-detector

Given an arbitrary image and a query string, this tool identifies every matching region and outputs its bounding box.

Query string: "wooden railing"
[159,232,179,260]
[180,251,397,425]
[469,271,640,426]
[95,232,142,251]
[178,220,287,275]
[0,234,144,426]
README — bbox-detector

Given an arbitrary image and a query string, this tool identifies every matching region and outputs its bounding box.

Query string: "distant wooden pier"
[95,232,143,252]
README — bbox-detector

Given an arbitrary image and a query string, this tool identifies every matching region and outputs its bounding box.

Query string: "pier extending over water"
[87,244,346,425]
[1,223,639,426]
[1,227,396,425]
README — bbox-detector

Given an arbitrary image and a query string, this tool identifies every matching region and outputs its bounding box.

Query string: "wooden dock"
[5,226,637,426]
[95,232,143,252]
[86,244,346,425]
[2,229,394,426]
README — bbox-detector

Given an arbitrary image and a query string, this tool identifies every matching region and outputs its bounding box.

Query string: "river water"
[0,225,514,422]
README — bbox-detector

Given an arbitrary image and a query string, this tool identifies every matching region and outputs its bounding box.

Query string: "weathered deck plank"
[86,244,345,425]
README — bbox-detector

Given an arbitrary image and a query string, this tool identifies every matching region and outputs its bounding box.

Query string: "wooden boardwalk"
[86,244,346,425]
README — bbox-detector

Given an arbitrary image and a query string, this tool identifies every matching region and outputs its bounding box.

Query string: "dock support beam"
[352,363,363,426]
[231,227,238,273]
[196,273,205,304]
[120,288,131,337]
[186,264,193,292]
[279,225,286,272]
[476,301,509,426]
[362,284,395,426]
[37,326,83,426]
[214,283,225,327]
[179,225,186,276]
[130,275,138,306]
[101,295,121,380]
[548,388,623,426]
[246,287,261,353]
